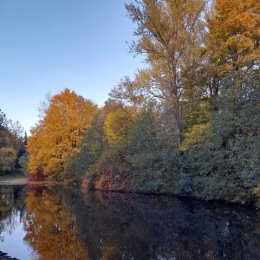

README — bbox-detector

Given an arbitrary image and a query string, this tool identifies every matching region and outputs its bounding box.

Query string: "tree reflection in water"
[0,186,25,238]
[67,190,260,260]
[23,186,88,260]
[0,185,259,260]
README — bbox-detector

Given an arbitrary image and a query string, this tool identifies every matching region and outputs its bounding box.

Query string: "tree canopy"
[27,89,98,180]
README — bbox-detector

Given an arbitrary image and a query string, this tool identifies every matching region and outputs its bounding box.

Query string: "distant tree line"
[27,0,260,207]
[0,109,27,174]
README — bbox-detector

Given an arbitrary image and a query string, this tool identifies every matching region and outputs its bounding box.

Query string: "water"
[0,185,259,260]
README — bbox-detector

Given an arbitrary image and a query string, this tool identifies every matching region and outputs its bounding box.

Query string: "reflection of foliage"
[0,221,4,242]
[1,185,259,260]
[23,188,88,260]
[0,186,26,239]
[65,188,260,260]
[0,187,14,219]
[2,211,19,236]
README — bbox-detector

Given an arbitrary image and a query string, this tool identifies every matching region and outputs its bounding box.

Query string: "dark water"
[0,185,259,260]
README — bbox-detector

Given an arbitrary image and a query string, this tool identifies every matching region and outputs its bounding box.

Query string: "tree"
[27,89,98,180]
[125,0,206,146]
[104,105,138,145]
[63,111,106,179]
[206,0,260,86]
[0,109,8,129]
[0,108,24,174]
[0,148,17,173]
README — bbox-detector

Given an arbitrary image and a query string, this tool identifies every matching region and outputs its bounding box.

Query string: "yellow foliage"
[206,0,260,73]
[253,185,260,198]
[27,88,98,178]
[181,123,211,151]
[104,106,138,145]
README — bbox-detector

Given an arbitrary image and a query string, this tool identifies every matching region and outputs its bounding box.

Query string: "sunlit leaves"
[104,106,138,145]
[125,0,206,146]
[27,89,98,179]
[206,0,260,74]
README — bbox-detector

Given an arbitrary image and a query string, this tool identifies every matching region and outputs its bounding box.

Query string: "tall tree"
[27,89,98,180]
[125,0,206,146]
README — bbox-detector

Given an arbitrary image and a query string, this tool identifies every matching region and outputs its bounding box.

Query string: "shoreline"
[0,177,28,185]
[0,176,258,210]
[87,186,259,210]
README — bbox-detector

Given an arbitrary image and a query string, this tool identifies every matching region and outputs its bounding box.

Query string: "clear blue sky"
[0,0,143,133]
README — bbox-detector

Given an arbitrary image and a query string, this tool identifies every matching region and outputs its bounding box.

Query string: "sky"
[0,0,144,133]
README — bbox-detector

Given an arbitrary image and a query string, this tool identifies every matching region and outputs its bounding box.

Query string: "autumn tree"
[27,89,98,180]
[125,0,206,146]
[207,0,259,73]
[203,0,260,144]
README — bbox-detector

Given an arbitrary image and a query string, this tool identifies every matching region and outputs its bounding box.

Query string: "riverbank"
[84,186,260,210]
[1,171,259,210]
[0,171,28,185]
[82,174,260,210]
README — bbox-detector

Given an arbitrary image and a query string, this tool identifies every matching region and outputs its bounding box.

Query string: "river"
[0,185,259,260]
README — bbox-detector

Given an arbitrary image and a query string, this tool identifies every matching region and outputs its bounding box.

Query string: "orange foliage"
[27,88,98,179]
[23,189,88,260]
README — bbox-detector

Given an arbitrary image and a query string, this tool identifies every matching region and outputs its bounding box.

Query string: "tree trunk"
[174,105,182,147]
[172,67,182,147]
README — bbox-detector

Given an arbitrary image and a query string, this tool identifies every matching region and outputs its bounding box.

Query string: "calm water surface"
[0,185,259,260]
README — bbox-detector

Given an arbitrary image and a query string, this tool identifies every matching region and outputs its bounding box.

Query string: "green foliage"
[78,74,259,207]
[177,77,260,205]
[124,112,180,192]
[18,154,29,175]
[63,112,105,180]
[0,108,24,175]
[84,147,131,191]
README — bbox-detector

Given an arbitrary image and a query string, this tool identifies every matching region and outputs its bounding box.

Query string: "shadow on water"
[0,185,259,260]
